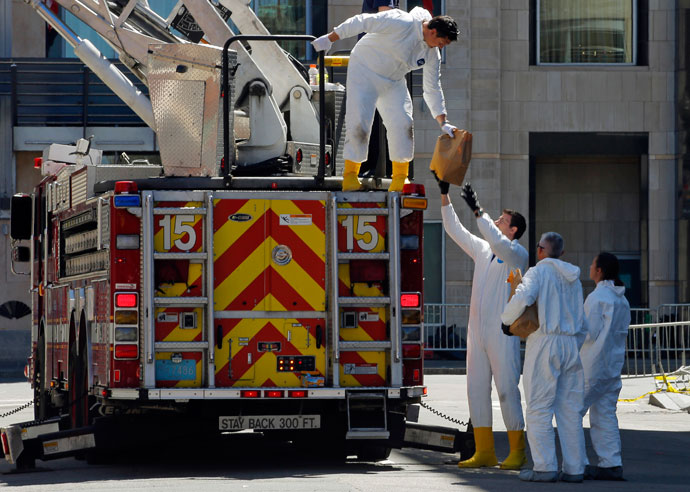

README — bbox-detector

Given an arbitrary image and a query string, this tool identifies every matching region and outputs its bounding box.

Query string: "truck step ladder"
[142,191,217,388]
[330,192,402,440]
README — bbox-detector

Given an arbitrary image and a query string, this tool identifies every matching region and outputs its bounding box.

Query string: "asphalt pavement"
[1,374,689,491]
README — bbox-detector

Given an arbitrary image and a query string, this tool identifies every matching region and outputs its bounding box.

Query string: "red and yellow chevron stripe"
[212,199,327,387]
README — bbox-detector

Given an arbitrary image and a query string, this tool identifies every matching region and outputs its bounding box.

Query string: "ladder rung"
[154,252,208,260]
[336,208,388,216]
[154,296,209,306]
[337,252,389,261]
[338,296,390,306]
[346,430,390,440]
[153,207,207,215]
[155,341,209,351]
[340,341,391,351]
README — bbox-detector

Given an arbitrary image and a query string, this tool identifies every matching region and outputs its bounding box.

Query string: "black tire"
[33,330,50,421]
[69,324,93,429]
[355,444,392,462]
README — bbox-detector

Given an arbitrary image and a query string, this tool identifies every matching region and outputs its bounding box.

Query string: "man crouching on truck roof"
[311,7,458,192]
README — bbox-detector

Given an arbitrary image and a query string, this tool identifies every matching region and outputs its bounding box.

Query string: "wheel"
[355,444,392,462]
[68,324,93,429]
[33,330,51,421]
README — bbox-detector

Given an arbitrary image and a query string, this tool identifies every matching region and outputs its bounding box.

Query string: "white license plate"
[219,415,321,431]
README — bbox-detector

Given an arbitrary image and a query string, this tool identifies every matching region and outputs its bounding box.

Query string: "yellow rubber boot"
[458,427,498,468]
[500,430,527,470]
[388,161,409,192]
[342,160,362,191]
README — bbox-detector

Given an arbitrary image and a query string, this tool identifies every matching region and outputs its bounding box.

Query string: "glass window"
[51,0,179,59]
[538,0,636,64]
[423,222,444,304]
[251,1,326,60]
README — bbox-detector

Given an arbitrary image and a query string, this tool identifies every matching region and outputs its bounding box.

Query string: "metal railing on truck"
[424,303,690,378]
[0,59,147,127]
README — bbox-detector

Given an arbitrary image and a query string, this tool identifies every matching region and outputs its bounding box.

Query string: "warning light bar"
[114,195,141,208]
[400,292,421,308]
[115,293,137,308]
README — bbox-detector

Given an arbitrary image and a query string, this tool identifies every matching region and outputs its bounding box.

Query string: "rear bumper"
[102,385,426,401]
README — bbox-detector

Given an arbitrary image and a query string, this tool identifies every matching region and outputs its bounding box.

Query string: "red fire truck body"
[11,158,426,458]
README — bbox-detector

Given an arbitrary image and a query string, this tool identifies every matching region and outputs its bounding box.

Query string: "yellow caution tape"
[617,372,690,402]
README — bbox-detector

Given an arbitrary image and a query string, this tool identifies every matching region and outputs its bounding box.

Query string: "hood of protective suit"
[598,279,626,297]
[409,6,431,25]
[539,257,580,282]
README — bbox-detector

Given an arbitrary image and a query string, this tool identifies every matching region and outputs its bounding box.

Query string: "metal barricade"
[623,308,656,377]
[655,304,690,373]
[423,302,690,376]
[423,304,469,357]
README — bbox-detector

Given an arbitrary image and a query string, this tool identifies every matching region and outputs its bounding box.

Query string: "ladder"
[142,191,216,389]
[330,191,402,439]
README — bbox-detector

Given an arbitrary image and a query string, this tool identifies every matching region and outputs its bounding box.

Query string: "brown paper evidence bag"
[429,129,473,186]
[507,269,539,339]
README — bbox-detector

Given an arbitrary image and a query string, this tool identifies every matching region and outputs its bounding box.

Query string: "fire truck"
[2,0,428,464]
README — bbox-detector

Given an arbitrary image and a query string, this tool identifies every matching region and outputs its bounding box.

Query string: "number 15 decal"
[341,215,378,251]
[159,215,197,251]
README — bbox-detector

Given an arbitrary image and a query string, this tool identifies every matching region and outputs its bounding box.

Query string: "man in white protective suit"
[501,232,587,483]
[580,252,630,481]
[437,179,528,470]
[311,8,458,192]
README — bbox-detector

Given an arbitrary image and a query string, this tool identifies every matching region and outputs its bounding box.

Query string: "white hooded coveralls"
[332,7,446,163]
[442,205,527,431]
[581,280,630,468]
[501,258,587,475]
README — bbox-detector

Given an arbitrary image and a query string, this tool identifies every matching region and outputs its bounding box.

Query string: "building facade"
[0,1,687,373]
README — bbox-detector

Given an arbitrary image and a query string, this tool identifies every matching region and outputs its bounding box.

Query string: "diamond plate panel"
[148,44,236,177]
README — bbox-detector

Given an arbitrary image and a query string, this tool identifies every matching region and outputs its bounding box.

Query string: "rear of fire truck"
[4,0,428,462]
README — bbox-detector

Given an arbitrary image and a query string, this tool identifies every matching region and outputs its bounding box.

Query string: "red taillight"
[289,390,307,398]
[265,390,283,398]
[402,344,421,359]
[1,432,9,455]
[241,390,260,398]
[400,293,420,308]
[296,149,303,163]
[114,344,138,359]
[34,157,42,169]
[325,152,331,165]
[114,181,138,194]
[402,183,425,196]
[115,293,137,308]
